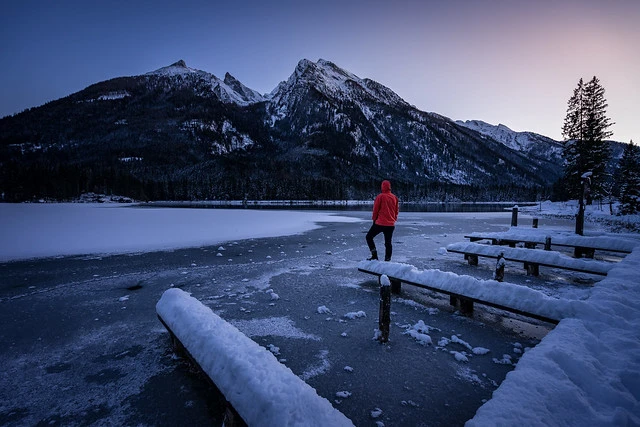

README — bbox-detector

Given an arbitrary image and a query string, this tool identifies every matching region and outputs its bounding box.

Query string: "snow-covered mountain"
[456,120,563,162]
[268,59,407,119]
[147,60,266,106]
[0,59,565,202]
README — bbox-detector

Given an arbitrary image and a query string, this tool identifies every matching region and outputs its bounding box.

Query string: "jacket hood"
[381,180,391,193]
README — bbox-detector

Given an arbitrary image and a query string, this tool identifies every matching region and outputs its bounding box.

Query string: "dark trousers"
[366,223,395,261]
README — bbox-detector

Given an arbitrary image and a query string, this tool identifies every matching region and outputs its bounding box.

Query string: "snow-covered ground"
[1,203,639,426]
[520,200,640,233]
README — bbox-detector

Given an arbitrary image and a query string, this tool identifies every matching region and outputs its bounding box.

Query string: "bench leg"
[525,262,539,276]
[464,254,478,266]
[574,247,595,258]
[450,295,474,316]
[390,279,402,294]
[459,297,474,316]
[224,403,248,427]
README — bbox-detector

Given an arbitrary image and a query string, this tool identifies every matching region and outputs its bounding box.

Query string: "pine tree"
[560,76,613,201]
[582,77,613,201]
[617,140,640,215]
[561,78,584,197]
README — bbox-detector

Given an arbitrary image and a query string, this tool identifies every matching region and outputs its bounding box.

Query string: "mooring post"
[544,236,552,251]
[494,252,505,282]
[378,275,391,343]
[511,205,518,227]
[532,218,538,228]
[575,206,585,236]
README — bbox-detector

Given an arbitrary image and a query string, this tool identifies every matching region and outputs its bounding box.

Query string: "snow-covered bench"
[465,230,638,258]
[467,247,640,426]
[446,242,614,276]
[156,288,354,427]
[358,260,565,324]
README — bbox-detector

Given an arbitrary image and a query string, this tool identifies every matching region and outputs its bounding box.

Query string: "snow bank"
[358,260,573,322]
[156,288,354,427]
[466,248,640,426]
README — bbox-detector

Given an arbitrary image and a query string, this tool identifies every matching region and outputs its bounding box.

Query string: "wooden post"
[532,218,538,228]
[390,278,402,295]
[494,253,505,282]
[511,206,518,227]
[544,236,552,251]
[378,275,391,343]
[576,205,585,236]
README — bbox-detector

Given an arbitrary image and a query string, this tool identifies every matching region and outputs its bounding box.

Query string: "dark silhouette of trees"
[617,141,640,215]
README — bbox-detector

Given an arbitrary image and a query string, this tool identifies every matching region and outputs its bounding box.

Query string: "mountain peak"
[148,60,195,76]
[218,72,265,105]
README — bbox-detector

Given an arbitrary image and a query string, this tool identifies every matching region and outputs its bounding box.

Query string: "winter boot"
[367,250,378,261]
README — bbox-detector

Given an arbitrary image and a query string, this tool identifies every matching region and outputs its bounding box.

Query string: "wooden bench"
[465,231,638,258]
[156,288,354,427]
[447,242,614,276]
[358,261,565,324]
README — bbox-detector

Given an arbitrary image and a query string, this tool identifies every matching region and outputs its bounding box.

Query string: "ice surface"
[2,203,639,426]
[0,204,361,262]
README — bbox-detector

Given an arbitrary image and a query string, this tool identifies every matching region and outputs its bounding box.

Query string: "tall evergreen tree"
[561,78,584,197]
[560,76,613,201]
[582,76,613,200]
[617,140,640,215]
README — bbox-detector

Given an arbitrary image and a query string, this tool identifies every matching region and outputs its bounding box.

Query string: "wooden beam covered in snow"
[156,288,354,427]
[359,261,565,325]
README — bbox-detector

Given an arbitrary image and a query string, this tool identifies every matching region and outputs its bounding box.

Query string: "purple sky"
[1,0,638,143]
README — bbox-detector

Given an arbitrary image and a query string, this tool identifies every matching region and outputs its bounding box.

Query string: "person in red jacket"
[366,180,399,261]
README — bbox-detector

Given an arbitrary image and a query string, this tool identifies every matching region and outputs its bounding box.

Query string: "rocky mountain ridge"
[0,59,564,202]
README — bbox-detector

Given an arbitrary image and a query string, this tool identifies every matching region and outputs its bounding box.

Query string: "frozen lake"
[0,206,610,425]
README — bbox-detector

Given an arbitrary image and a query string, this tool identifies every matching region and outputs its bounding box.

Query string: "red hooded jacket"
[372,180,399,226]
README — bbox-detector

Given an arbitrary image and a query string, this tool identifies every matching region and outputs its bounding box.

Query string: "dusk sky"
[1,0,638,143]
